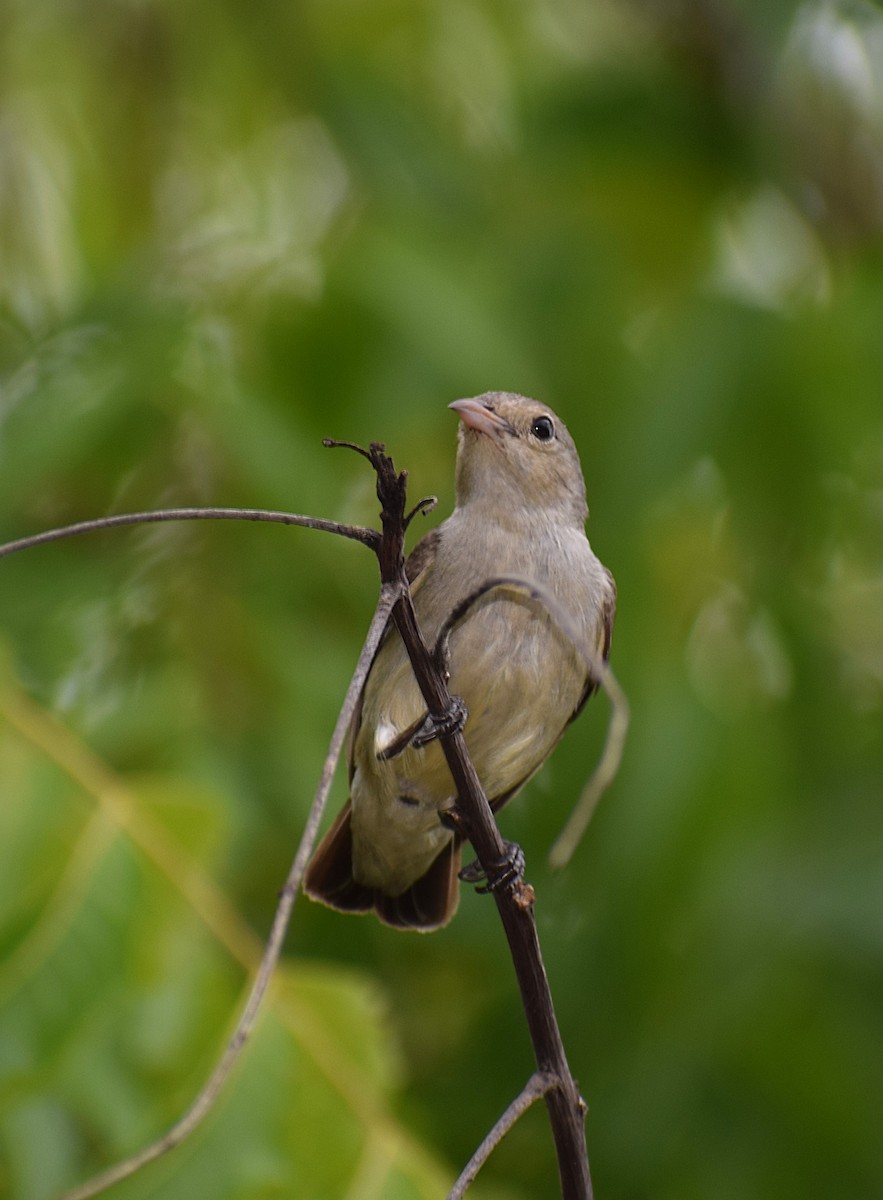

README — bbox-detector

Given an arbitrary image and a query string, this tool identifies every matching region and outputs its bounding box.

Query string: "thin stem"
[59,582,401,1200]
[404,495,438,529]
[390,587,593,1200]
[0,506,379,560]
[435,574,601,681]
[446,1072,558,1200]
[359,450,599,1198]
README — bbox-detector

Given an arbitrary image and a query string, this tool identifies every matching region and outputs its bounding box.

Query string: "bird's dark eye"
[530,415,555,441]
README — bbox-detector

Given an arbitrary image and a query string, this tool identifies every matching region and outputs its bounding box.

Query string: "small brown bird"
[304,392,615,931]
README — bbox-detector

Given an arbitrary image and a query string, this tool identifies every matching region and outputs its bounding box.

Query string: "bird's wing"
[404,525,441,589]
[600,565,617,663]
[569,565,617,722]
[490,571,616,813]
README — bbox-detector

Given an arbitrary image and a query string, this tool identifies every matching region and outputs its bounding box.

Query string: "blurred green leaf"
[0,678,454,1200]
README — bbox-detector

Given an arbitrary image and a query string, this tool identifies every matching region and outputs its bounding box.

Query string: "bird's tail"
[303,801,462,932]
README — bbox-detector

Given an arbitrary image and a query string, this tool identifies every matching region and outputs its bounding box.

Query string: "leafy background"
[1,1,882,1197]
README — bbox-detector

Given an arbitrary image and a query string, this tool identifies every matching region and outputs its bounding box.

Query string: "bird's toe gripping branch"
[376,696,468,761]
[459,840,527,896]
[411,695,468,747]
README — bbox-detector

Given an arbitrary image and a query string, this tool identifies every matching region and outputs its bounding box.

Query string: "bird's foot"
[459,840,526,895]
[411,696,468,748]
[377,697,468,762]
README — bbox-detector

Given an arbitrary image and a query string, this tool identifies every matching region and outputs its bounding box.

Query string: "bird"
[304,392,616,931]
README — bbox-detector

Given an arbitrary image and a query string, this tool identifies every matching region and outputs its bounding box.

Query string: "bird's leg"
[443,813,534,909]
[376,697,468,762]
[459,841,526,895]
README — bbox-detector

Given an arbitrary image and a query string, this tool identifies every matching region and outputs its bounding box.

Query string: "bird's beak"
[449,398,512,443]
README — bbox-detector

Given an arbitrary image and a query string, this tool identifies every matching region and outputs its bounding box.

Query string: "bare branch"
[404,495,438,529]
[363,456,597,1200]
[446,1072,558,1200]
[0,506,380,561]
[59,581,402,1200]
[395,579,593,1198]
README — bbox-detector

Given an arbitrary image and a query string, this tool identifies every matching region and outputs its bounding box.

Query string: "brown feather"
[302,802,373,913]
[304,801,462,932]
[374,837,462,931]
[405,526,441,586]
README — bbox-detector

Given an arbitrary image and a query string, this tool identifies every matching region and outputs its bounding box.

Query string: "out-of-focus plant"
[1,1,882,1198]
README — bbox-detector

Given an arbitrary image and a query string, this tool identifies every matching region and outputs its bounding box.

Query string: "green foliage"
[1,1,882,1198]
[0,686,452,1199]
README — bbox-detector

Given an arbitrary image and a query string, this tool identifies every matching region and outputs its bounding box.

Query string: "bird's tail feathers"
[304,801,462,932]
[303,801,375,914]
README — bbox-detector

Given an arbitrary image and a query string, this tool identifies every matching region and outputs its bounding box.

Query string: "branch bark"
[0,505,379,560]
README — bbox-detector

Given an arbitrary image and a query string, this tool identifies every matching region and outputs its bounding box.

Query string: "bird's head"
[450,392,588,527]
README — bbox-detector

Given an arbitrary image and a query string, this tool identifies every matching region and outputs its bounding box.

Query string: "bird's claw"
[411,696,468,748]
[459,840,526,895]
[377,697,468,762]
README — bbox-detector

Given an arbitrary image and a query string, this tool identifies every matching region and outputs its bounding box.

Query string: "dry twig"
[446,1072,558,1200]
